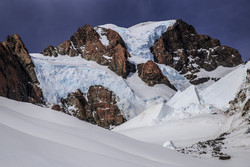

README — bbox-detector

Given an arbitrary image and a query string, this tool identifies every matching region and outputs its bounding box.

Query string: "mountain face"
[1,19,250,166]
[0,34,44,104]
[137,60,177,90]
[227,68,249,117]
[150,19,242,85]
[59,85,124,129]
[0,19,246,129]
[42,25,135,78]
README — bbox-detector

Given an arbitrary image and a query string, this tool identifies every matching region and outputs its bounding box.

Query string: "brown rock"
[82,40,108,65]
[41,45,58,57]
[104,28,126,50]
[227,68,250,117]
[137,60,177,90]
[70,24,102,53]
[61,89,94,123]
[60,86,125,129]
[3,34,38,83]
[42,25,135,78]
[0,38,44,104]
[56,40,78,57]
[87,85,124,128]
[151,19,243,84]
[108,44,135,78]
[52,104,62,111]
[71,25,109,65]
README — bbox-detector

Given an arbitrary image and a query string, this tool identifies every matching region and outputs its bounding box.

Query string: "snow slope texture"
[200,61,250,110]
[0,97,238,167]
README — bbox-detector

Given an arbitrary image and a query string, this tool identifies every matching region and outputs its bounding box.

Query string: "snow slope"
[200,61,250,110]
[112,61,250,164]
[0,96,240,167]
[114,61,250,133]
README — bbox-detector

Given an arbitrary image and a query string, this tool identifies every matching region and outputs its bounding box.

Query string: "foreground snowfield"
[1,97,249,167]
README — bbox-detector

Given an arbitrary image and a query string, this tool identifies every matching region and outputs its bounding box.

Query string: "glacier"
[31,54,178,119]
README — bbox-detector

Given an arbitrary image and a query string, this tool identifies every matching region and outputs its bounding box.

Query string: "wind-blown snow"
[100,20,176,61]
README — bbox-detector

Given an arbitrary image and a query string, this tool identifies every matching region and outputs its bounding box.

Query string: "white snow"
[94,27,110,47]
[112,62,250,164]
[195,65,242,90]
[163,140,176,150]
[200,62,250,110]
[114,110,232,146]
[1,96,243,167]
[167,85,201,109]
[100,20,176,61]
[158,64,191,91]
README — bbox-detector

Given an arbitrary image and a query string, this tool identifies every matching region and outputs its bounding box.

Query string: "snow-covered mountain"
[0,19,249,166]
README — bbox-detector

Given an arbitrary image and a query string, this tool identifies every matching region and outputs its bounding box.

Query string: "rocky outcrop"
[227,69,250,117]
[41,25,135,78]
[41,45,58,57]
[137,60,177,90]
[87,85,124,128]
[105,28,126,51]
[56,40,78,57]
[59,86,124,129]
[0,34,44,104]
[108,44,135,78]
[3,34,39,83]
[151,19,243,85]
[61,89,94,123]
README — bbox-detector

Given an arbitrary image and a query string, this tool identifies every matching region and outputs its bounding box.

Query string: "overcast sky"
[0,0,249,61]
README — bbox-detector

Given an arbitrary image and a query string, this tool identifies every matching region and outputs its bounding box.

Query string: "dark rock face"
[61,89,94,123]
[56,40,78,57]
[0,34,44,104]
[227,68,250,117]
[108,44,136,78]
[176,133,231,160]
[105,28,126,51]
[87,85,124,128]
[41,25,135,78]
[137,60,177,90]
[59,86,124,129]
[74,25,108,65]
[41,45,58,57]
[151,19,243,84]
[3,34,39,83]
[70,25,102,54]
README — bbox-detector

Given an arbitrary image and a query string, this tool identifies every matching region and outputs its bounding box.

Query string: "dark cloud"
[0,0,249,61]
